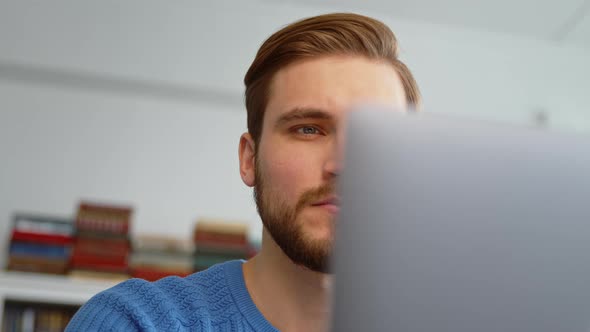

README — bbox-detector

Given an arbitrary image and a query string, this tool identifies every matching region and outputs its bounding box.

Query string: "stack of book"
[193,220,256,271]
[69,202,132,280]
[129,234,194,281]
[6,214,74,275]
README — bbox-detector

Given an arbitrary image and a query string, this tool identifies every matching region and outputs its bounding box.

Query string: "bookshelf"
[0,270,118,329]
[1,215,255,330]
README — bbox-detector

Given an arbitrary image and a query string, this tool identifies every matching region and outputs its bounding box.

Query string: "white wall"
[1,1,588,126]
[1,1,589,267]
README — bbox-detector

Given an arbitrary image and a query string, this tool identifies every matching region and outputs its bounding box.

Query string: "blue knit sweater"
[66,260,278,331]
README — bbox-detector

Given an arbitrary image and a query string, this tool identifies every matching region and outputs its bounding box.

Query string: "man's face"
[247,56,407,273]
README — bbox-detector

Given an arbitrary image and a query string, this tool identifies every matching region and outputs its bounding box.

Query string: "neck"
[243,229,332,332]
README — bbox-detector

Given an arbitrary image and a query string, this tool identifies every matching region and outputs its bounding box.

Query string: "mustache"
[294,182,337,215]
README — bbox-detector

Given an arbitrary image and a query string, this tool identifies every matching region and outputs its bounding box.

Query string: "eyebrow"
[274,107,334,129]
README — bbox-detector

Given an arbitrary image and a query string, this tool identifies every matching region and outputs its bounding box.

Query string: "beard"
[254,160,335,274]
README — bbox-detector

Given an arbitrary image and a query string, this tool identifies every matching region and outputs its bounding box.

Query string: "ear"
[238,133,256,187]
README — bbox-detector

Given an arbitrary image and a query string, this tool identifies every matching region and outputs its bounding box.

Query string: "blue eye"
[297,126,320,135]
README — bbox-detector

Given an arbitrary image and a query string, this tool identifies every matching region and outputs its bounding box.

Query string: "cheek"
[261,149,316,200]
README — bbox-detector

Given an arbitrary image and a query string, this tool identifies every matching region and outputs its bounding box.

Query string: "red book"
[73,238,130,257]
[193,231,247,246]
[76,219,130,235]
[70,252,128,271]
[11,230,73,246]
[70,263,128,274]
[76,202,132,235]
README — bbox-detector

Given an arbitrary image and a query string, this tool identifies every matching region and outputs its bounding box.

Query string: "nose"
[323,130,345,179]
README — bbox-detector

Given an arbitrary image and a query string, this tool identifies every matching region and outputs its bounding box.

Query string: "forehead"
[264,55,407,124]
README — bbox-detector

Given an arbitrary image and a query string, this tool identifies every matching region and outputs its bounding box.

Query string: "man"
[66,13,420,332]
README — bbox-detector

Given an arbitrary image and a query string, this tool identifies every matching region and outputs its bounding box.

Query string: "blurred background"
[0,0,589,273]
[0,1,588,329]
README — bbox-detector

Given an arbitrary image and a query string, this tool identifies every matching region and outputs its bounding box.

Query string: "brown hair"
[244,13,420,147]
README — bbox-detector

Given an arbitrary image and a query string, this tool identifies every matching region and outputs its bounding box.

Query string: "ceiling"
[280,0,590,47]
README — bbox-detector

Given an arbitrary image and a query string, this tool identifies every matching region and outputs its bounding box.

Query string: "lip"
[311,196,341,214]
[317,203,340,214]
[311,196,341,206]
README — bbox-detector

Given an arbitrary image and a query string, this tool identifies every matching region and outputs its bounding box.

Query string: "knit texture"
[66,260,278,332]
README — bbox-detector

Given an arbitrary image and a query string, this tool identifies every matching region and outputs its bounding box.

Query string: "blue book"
[9,242,70,259]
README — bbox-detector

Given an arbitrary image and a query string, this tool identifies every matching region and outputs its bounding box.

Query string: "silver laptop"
[332,109,590,332]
